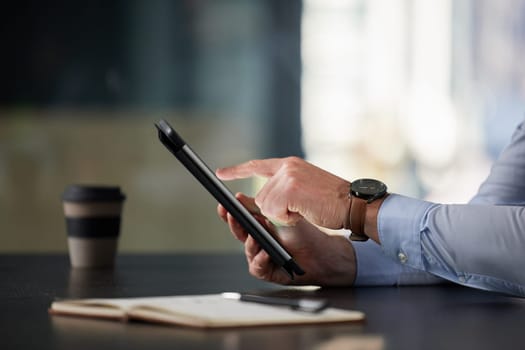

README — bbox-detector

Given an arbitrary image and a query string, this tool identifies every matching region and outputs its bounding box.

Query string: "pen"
[221,292,329,313]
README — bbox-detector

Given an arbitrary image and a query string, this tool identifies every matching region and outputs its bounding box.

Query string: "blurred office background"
[1,0,524,253]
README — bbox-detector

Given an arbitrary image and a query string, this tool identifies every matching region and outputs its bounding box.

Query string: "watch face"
[351,178,387,199]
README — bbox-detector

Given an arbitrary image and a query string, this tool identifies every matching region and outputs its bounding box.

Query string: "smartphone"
[155,119,305,279]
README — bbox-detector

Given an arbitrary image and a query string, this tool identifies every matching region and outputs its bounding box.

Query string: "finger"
[215,158,284,180]
[253,174,285,222]
[255,176,303,226]
[227,213,248,242]
[219,193,258,224]
[248,249,274,280]
[235,192,282,235]
[235,193,260,214]
[244,235,262,262]
[250,249,296,284]
[217,203,228,223]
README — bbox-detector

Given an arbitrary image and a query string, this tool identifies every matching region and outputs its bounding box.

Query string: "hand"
[216,157,351,229]
[217,193,357,286]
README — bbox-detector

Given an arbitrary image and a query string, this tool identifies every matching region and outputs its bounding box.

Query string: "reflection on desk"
[51,316,381,350]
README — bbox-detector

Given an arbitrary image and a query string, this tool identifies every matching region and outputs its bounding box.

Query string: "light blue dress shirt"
[353,119,525,297]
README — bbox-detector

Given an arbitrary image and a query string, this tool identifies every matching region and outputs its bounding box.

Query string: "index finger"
[215,158,284,180]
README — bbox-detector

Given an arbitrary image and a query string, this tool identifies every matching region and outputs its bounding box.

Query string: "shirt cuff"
[377,194,435,271]
[352,238,402,286]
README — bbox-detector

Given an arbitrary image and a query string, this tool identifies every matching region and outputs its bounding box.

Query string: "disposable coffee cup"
[62,185,126,268]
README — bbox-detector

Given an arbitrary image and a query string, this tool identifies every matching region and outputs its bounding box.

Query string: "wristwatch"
[348,178,388,241]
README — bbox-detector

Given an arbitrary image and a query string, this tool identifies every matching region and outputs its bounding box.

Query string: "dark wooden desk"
[2,254,525,350]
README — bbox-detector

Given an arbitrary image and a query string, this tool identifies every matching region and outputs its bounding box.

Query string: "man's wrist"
[363,193,388,243]
[348,195,369,241]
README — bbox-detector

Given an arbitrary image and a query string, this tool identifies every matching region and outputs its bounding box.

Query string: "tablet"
[155,119,305,279]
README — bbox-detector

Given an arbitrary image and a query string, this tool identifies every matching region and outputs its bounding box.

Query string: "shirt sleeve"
[355,119,525,297]
[469,120,525,205]
[378,195,525,297]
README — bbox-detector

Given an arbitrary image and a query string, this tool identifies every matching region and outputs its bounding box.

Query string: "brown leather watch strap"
[349,196,369,242]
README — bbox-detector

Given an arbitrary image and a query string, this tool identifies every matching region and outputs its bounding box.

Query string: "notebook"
[49,294,365,328]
